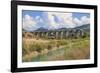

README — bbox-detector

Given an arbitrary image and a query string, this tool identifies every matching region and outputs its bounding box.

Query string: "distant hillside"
[75,24,90,30]
[34,27,48,32]
[75,24,90,33]
[22,28,27,32]
[23,24,90,32]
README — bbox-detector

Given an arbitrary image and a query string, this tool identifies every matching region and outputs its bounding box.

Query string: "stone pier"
[23,29,85,39]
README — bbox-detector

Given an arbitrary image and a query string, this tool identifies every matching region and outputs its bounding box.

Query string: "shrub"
[34,43,44,53]
[22,48,27,56]
[47,44,52,50]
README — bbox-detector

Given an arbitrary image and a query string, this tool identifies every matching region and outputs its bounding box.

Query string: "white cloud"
[52,12,74,28]
[73,16,90,27]
[81,16,90,24]
[45,12,76,29]
[41,12,90,29]
[23,13,90,31]
[23,14,37,31]
[73,18,82,26]
[47,12,60,29]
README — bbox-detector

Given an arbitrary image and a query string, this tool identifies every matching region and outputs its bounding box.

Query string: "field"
[22,37,90,62]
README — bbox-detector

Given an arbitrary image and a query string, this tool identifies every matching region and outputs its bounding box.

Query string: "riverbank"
[22,37,90,62]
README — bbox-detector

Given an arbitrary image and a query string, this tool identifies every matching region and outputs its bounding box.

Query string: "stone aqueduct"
[23,29,85,39]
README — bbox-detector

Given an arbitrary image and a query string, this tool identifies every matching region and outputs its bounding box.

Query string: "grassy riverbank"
[22,37,90,62]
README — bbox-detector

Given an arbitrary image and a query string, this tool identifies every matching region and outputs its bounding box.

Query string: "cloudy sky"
[22,10,90,31]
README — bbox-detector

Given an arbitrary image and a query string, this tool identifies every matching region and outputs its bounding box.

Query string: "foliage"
[22,37,90,62]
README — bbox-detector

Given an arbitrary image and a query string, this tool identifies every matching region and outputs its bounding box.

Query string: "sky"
[22,10,90,31]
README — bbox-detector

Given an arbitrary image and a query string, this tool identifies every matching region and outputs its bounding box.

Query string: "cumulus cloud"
[73,16,90,27]
[47,12,60,29]
[42,12,90,29]
[43,12,76,29]
[23,14,40,31]
[23,12,90,31]
[81,16,90,24]
[73,18,82,26]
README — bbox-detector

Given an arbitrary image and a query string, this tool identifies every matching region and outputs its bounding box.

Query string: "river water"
[31,47,66,62]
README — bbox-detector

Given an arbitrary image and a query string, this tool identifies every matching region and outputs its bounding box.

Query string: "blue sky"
[22,10,90,31]
[73,13,90,19]
[22,10,90,19]
[22,10,44,19]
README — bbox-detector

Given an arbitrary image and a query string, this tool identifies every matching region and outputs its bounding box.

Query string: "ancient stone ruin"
[23,29,85,39]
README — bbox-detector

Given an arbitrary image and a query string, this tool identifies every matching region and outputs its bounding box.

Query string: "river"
[31,47,67,62]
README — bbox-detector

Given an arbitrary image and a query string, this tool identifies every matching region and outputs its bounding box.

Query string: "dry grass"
[22,37,90,62]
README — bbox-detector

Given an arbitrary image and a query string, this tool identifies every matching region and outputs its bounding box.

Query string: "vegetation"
[22,36,90,62]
